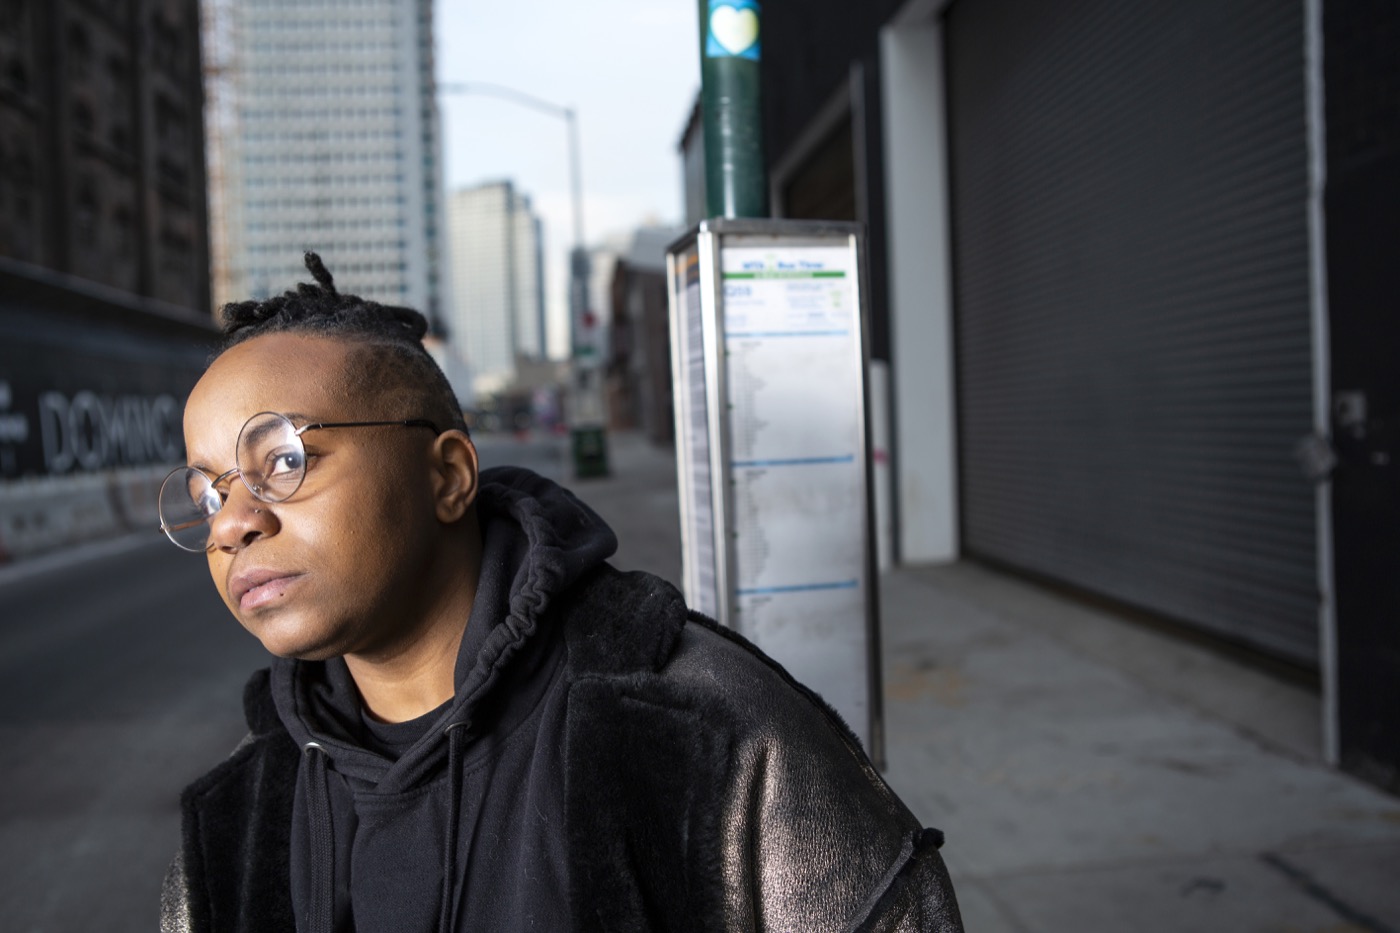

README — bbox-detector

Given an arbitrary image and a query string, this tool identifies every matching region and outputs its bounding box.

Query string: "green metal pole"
[697,1,767,219]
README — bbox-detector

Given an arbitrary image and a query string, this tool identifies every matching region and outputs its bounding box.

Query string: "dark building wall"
[144,0,211,310]
[633,268,674,447]
[0,265,212,479]
[606,258,674,446]
[1323,0,1400,792]
[945,0,1316,664]
[761,1,904,157]
[0,0,50,266]
[760,0,905,362]
[0,0,210,313]
[757,0,1400,796]
[679,98,706,228]
[0,0,214,496]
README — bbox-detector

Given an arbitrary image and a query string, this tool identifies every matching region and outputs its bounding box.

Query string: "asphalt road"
[0,534,269,932]
[473,430,569,483]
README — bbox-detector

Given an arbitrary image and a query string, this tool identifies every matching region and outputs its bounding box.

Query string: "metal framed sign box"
[666,218,883,760]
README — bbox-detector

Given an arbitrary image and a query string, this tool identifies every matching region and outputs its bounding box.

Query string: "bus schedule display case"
[666,218,883,761]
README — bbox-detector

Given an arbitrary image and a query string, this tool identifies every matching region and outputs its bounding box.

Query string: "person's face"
[183,333,457,660]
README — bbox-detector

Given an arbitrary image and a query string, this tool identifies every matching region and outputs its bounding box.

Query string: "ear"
[429,430,479,523]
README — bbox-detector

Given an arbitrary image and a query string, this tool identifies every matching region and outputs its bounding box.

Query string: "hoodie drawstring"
[438,720,471,933]
[304,743,335,933]
[302,724,472,933]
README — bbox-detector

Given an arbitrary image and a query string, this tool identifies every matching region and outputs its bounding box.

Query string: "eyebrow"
[185,411,318,472]
[240,417,290,451]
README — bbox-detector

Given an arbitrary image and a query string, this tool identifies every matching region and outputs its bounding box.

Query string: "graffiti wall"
[0,316,210,480]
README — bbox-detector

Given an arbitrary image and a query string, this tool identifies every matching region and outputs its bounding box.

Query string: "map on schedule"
[721,245,855,338]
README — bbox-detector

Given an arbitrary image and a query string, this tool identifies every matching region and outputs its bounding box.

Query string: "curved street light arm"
[437,81,572,121]
[436,81,584,249]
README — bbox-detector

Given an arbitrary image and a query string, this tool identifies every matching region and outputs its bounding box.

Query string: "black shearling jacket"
[161,470,962,932]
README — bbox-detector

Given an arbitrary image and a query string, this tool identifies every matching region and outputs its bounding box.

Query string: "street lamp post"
[437,81,608,476]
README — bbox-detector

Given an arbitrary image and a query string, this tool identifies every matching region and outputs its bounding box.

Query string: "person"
[159,254,963,933]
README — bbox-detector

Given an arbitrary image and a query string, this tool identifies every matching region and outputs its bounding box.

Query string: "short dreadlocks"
[216,252,468,435]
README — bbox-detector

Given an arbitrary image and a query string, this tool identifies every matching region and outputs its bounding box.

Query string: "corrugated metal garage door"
[945,0,1318,663]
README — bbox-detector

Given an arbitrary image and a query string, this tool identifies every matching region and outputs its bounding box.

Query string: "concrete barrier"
[0,465,169,563]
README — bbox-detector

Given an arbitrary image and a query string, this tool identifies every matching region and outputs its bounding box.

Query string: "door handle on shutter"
[1295,433,1338,484]
[1334,391,1367,440]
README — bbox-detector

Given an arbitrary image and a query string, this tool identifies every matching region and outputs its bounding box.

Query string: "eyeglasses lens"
[157,413,309,552]
[158,468,220,552]
[237,412,307,503]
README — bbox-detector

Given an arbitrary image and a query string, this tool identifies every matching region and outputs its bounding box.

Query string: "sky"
[434,1,701,357]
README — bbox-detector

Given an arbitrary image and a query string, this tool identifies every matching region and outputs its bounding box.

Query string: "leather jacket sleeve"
[648,621,965,931]
[160,851,193,933]
[557,610,963,930]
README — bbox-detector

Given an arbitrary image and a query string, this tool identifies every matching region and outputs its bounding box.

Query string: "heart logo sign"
[709,5,759,59]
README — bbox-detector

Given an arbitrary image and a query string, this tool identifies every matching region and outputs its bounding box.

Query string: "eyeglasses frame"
[158,413,441,550]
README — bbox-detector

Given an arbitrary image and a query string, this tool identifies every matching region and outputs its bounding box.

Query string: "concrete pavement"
[577,430,1400,933]
[880,564,1400,933]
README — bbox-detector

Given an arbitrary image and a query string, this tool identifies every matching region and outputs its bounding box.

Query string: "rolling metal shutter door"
[945,0,1318,663]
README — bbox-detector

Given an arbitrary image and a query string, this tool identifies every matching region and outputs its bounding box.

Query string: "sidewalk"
[575,431,1400,932]
[881,564,1400,932]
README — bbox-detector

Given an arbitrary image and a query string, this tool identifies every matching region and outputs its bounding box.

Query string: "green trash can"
[570,426,609,478]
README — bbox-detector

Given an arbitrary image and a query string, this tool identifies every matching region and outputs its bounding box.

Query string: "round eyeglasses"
[158,411,439,552]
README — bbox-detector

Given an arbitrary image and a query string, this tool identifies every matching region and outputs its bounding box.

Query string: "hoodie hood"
[271,465,618,793]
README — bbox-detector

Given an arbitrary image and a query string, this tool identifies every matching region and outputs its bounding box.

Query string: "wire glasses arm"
[294,419,440,436]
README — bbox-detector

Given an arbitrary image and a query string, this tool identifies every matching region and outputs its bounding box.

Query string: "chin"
[242,612,347,662]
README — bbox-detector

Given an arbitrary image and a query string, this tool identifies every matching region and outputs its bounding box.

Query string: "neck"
[345,517,483,723]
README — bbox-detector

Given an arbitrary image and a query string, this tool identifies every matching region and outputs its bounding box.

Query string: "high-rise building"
[0,0,214,560]
[205,0,447,320]
[446,180,545,396]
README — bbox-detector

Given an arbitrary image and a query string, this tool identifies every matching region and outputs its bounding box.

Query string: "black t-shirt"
[359,701,443,760]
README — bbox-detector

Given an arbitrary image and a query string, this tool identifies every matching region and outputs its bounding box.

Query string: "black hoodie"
[167,468,965,933]
[271,466,618,933]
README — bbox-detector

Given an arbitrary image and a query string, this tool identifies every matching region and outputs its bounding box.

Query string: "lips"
[229,567,306,612]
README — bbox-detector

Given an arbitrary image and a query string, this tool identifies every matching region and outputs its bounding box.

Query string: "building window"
[105,56,130,152]
[155,94,187,152]
[9,150,33,221]
[3,58,26,95]
[159,225,192,279]
[72,100,95,137]
[76,184,99,248]
[0,0,28,34]
[66,22,91,82]
[150,12,182,81]
[112,206,134,259]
